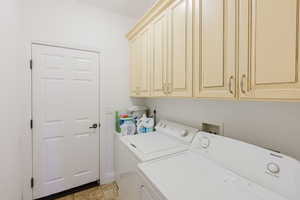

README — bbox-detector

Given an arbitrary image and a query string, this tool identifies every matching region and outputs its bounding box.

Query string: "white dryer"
[115,120,199,200]
[138,132,300,200]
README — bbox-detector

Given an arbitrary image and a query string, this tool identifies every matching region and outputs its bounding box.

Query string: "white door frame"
[23,41,101,200]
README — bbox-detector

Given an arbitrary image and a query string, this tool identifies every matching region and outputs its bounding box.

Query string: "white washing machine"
[115,120,199,200]
[138,131,300,200]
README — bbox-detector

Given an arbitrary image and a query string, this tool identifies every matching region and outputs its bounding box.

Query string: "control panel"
[155,120,199,143]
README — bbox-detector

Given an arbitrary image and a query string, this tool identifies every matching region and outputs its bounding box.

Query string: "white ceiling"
[83,0,157,19]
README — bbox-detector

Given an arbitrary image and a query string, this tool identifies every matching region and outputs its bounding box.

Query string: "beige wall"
[0,0,23,199]
[145,98,300,161]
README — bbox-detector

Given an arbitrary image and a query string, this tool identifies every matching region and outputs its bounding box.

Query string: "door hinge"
[30,59,33,70]
[30,119,33,129]
[30,177,34,188]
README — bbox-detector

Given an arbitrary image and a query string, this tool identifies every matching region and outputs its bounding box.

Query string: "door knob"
[89,123,98,129]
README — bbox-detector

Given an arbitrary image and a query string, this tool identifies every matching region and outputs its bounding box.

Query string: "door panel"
[130,27,151,97]
[194,0,236,99]
[152,12,169,97]
[42,135,66,195]
[255,0,297,84]
[69,51,99,187]
[168,0,193,97]
[239,0,300,100]
[129,38,139,96]
[32,44,100,198]
[202,0,224,87]
[41,79,67,195]
[139,27,152,97]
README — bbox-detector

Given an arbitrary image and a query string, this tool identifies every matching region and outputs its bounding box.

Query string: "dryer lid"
[126,133,186,155]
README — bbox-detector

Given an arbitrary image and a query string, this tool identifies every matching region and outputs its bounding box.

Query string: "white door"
[32,44,100,199]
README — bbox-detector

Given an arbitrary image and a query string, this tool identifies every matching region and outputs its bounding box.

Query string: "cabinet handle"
[168,83,172,94]
[240,75,246,94]
[229,76,234,95]
[163,83,167,94]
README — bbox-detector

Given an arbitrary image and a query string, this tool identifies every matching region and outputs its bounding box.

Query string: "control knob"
[267,162,280,174]
[180,130,188,137]
[200,137,210,149]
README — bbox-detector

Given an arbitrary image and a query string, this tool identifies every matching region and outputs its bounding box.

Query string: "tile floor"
[56,182,119,200]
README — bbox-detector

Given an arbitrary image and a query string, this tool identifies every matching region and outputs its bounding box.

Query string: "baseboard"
[100,172,115,184]
[35,181,99,200]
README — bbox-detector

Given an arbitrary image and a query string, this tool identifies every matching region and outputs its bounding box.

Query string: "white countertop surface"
[139,152,288,200]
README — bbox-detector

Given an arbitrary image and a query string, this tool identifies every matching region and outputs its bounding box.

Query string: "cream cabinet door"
[152,11,169,97]
[167,0,193,97]
[138,26,152,97]
[239,0,300,101]
[129,27,152,97]
[129,37,140,97]
[194,0,237,99]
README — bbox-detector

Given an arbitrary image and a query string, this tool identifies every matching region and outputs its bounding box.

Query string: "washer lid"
[139,152,288,200]
[125,133,185,154]
[190,132,300,200]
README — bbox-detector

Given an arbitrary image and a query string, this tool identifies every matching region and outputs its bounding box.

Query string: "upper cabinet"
[239,0,300,101]
[194,0,237,99]
[151,0,193,97]
[128,0,192,98]
[128,0,300,102]
[167,0,193,97]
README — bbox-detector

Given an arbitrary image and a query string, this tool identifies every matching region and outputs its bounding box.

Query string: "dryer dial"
[180,130,188,137]
[267,162,280,174]
[200,137,210,149]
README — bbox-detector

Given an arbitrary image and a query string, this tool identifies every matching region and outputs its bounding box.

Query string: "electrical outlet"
[200,121,224,136]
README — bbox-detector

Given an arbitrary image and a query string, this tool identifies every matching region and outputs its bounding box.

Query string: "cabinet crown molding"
[126,0,175,40]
